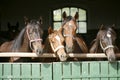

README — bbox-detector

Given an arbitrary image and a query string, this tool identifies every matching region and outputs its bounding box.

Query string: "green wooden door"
[0,61,120,80]
[0,63,52,80]
[53,61,120,80]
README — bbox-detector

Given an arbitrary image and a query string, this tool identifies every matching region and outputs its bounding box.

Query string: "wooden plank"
[0,53,120,58]
[3,64,11,80]
[89,62,100,80]
[41,63,52,80]
[62,62,71,80]
[21,64,31,80]
[71,62,81,80]
[109,62,118,80]
[0,64,2,80]
[12,64,21,80]
[53,62,62,80]
[82,62,89,80]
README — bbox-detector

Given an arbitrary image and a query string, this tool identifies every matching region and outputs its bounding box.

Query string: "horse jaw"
[105,48,116,62]
[57,48,67,61]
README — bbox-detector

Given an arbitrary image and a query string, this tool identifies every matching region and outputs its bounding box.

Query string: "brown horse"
[42,27,67,62]
[89,25,119,62]
[61,11,88,60]
[0,17,43,62]
[7,22,20,40]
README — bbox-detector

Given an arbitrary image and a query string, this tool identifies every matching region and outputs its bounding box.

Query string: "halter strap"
[50,43,64,52]
[26,28,42,50]
[100,40,114,52]
[49,37,64,52]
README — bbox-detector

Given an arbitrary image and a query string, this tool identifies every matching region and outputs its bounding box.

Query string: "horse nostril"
[36,49,43,55]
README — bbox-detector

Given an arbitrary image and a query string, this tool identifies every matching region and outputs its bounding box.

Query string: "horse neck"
[74,37,88,53]
[43,38,53,53]
[20,31,30,51]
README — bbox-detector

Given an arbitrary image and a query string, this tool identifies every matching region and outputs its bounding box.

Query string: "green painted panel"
[62,62,71,80]
[31,64,41,80]
[53,62,62,80]
[71,62,81,80]
[3,64,11,80]
[21,64,31,80]
[101,61,108,80]
[41,63,52,80]
[0,64,2,80]
[82,62,89,80]
[109,62,118,80]
[12,64,21,80]
[89,62,100,80]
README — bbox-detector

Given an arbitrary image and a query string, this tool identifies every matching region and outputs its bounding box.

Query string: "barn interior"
[0,0,120,47]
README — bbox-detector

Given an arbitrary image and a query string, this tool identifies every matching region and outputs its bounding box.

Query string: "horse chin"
[57,49,68,61]
[105,49,116,62]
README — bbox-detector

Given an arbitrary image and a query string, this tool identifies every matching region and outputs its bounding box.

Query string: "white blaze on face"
[69,22,72,26]
[55,35,61,44]
[107,33,111,38]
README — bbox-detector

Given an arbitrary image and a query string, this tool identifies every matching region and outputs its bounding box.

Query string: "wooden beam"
[0,52,120,58]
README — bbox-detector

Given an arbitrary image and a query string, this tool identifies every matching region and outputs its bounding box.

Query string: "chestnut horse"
[42,27,67,62]
[89,25,119,62]
[61,11,88,60]
[0,17,43,62]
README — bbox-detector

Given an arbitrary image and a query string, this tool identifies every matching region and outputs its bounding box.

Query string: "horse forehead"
[106,31,112,38]
[55,35,61,42]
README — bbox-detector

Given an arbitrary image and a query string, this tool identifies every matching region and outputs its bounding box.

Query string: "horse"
[42,27,67,62]
[7,22,20,40]
[61,11,88,60]
[89,24,119,62]
[0,17,43,62]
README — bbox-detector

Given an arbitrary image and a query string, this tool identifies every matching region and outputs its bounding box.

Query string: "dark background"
[0,0,120,46]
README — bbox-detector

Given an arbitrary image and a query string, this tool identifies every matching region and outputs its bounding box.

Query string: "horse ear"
[99,24,104,30]
[74,12,79,20]
[24,16,29,25]
[39,16,43,24]
[48,27,53,34]
[62,11,67,20]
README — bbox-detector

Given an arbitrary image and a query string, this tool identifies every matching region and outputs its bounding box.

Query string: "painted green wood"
[101,61,109,80]
[31,64,41,80]
[0,61,120,80]
[53,61,120,80]
[0,63,51,80]
[41,63,52,80]
[53,62,62,80]
[0,64,2,80]
[12,64,21,80]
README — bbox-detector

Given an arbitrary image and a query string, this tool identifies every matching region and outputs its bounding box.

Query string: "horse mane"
[11,27,26,51]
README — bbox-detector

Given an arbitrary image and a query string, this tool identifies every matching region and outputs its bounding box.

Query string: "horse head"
[61,11,78,53]
[48,27,67,61]
[24,16,43,54]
